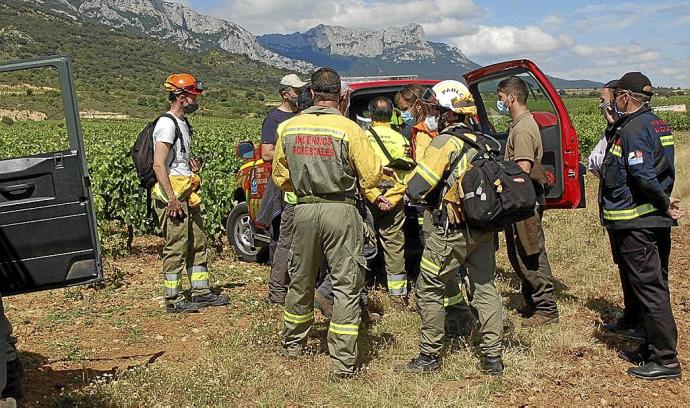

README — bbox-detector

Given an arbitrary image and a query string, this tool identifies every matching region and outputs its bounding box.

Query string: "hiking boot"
[618,349,646,366]
[0,398,16,408]
[402,354,441,374]
[280,345,303,360]
[314,291,333,319]
[479,356,504,376]
[628,362,682,380]
[192,293,230,308]
[603,318,644,341]
[165,300,201,314]
[521,313,559,327]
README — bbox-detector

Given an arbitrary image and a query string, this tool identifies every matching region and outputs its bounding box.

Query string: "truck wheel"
[226,202,263,263]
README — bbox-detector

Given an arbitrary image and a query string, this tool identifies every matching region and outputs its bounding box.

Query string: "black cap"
[603,80,618,89]
[617,72,654,96]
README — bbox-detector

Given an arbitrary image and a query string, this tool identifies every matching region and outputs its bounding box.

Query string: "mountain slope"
[0,0,289,118]
[28,0,315,72]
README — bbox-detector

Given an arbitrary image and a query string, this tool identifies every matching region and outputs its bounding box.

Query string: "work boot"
[165,300,201,314]
[0,398,16,408]
[479,356,504,376]
[192,293,230,308]
[628,362,682,380]
[314,291,333,319]
[402,354,441,373]
[521,313,559,327]
[603,318,644,341]
[280,345,303,360]
[618,349,646,366]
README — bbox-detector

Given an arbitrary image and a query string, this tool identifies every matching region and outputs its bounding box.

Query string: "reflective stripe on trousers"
[387,273,408,296]
[329,322,359,336]
[164,273,182,298]
[188,265,209,289]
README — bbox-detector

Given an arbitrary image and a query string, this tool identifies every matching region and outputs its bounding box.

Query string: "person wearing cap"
[587,80,619,177]
[153,73,230,313]
[272,67,383,378]
[588,81,644,341]
[497,76,559,327]
[262,73,307,305]
[361,96,413,303]
[600,72,685,380]
[402,82,504,375]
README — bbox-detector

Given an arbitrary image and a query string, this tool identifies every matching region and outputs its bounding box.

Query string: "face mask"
[183,102,199,114]
[496,98,510,116]
[401,110,415,126]
[613,97,626,117]
[424,115,438,132]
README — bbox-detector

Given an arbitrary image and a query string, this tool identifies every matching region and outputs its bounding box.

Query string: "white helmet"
[432,80,477,116]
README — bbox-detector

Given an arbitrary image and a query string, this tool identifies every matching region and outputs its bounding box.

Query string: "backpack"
[130,113,188,189]
[442,128,537,231]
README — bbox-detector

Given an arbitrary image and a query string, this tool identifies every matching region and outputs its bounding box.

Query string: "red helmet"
[164,73,204,95]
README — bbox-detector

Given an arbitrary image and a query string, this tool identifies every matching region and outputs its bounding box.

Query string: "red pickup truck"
[226,60,586,262]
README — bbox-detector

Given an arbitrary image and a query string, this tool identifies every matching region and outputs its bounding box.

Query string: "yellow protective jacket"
[272,106,382,201]
[406,131,478,224]
[363,122,414,207]
[153,174,202,207]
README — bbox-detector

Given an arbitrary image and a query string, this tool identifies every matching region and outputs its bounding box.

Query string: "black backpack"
[443,129,537,231]
[130,113,188,189]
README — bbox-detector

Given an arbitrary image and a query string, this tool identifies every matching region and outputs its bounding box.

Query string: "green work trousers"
[282,203,365,375]
[417,226,503,357]
[369,201,407,296]
[155,199,210,305]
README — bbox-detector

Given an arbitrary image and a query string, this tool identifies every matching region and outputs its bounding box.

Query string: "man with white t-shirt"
[152,73,229,313]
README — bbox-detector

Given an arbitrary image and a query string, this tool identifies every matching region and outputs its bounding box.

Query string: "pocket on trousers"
[620,243,660,285]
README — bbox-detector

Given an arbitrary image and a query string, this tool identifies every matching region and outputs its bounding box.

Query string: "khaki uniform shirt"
[506,111,547,185]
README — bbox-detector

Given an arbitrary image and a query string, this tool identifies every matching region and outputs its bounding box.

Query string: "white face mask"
[424,115,438,132]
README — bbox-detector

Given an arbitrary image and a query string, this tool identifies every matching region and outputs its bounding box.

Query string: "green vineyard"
[0,104,688,252]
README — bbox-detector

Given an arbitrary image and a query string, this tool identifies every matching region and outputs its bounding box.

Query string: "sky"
[174,0,690,87]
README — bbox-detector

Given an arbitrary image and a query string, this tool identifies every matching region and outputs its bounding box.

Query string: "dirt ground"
[5,133,690,406]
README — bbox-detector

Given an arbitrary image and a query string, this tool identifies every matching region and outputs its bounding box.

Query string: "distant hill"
[258,24,603,89]
[0,0,290,119]
[258,24,480,79]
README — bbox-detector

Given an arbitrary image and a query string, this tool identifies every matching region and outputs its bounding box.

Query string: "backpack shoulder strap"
[368,127,394,163]
[159,113,186,153]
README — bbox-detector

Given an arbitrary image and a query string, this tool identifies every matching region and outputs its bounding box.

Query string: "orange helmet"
[164,73,204,95]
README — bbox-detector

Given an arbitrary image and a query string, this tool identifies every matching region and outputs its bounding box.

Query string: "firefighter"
[402,125,504,375]
[601,72,685,380]
[362,96,414,302]
[152,73,229,313]
[272,67,383,377]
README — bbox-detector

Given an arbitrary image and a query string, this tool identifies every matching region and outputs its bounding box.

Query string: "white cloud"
[448,25,562,58]
[203,0,483,35]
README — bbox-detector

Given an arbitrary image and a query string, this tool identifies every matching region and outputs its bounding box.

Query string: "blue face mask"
[401,110,415,126]
[496,99,510,116]
[424,115,438,132]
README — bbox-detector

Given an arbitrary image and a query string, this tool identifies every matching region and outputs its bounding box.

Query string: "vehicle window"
[0,66,68,160]
[477,72,557,134]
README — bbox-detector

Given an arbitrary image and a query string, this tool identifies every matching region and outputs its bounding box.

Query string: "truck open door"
[464,59,585,209]
[0,56,102,295]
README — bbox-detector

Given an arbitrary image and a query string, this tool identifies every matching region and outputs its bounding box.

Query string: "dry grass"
[8,132,690,407]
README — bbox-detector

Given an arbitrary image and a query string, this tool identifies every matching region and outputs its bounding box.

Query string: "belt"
[296,194,356,206]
